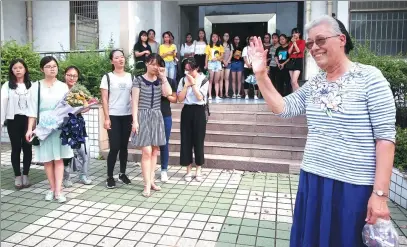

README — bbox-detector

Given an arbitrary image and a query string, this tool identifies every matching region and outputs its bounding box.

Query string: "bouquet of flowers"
[33,84,98,142]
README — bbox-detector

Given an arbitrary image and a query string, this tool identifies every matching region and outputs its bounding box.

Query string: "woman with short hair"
[249,15,396,246]
[25,56,74,203]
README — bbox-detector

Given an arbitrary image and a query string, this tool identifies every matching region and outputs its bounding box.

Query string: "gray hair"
[304,15,342,37]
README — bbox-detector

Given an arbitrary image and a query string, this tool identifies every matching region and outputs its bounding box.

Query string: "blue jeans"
[165,61,176,81]
[160,116,172,171]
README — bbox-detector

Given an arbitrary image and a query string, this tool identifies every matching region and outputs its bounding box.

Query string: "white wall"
[160,2,181,48]
[98,1,121,49]
[32,1,70,52]
[336,1,349,30]
[2,1,27,44]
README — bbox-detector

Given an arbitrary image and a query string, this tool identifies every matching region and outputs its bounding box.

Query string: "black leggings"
[243,68,259,90]
[107,115,132,178]
[180,105,206,166]
[7,114,32,176]
[276,67,292,96]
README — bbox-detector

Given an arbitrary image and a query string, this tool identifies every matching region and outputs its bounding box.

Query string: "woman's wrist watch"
[373,190,388,197]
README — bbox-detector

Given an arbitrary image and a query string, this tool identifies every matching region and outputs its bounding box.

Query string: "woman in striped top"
[131,54,173,197]
[250,15,396,246]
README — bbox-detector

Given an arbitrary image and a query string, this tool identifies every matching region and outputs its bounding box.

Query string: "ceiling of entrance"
[178,0,297,5]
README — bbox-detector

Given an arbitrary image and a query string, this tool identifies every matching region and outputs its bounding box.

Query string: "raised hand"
[158,67,166,79]
[248,37,268,74]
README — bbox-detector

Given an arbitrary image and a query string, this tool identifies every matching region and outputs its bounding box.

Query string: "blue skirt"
[290,170,373,247]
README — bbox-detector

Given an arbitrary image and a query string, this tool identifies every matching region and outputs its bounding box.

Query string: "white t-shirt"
[194,41,207,55]
[100,72,132,116]
[1,82,30,125]
[242,46,251,68]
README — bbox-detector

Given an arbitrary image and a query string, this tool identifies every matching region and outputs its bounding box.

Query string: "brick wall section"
[1,105,101,159]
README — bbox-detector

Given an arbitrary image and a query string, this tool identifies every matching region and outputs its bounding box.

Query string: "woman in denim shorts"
[204,33,224,100]
[230,36,244,98]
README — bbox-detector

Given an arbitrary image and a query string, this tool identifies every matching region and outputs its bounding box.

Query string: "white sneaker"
[55,194,67,203]
[161,171,168,182]
[254,95,259,100]
[79,175,92,185]
[245,95,249,100]
[195,173,202,182]
[63,179,73,188]
[45,190,54,201]
[208,96,212,100]
[184,173,192,182]
[216,96,222,100]
[232,94,237,99]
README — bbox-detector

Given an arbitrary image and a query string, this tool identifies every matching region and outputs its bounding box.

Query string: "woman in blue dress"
[249,15,396,246]
[26,56,73,203]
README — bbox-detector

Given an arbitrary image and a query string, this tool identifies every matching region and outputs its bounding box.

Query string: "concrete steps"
[101,102,307,174]
[101,149,302,173]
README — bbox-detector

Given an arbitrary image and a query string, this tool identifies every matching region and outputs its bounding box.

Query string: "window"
[69,1,99,50]
[350,1,407,56]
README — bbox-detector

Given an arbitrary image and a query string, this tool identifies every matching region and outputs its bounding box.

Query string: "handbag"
[27,81,40,146]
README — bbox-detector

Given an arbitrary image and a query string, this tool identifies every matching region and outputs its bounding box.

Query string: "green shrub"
[0,41,42,83]
[395,127,407,172]
[58,44,134,98]
[350,41,407,128]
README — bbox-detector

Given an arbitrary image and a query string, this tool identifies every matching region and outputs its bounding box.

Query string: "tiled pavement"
[1,147,407,247]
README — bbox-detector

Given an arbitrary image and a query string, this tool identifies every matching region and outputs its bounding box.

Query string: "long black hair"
[109,49,125,71]
[8,58,31,90]
[222,32,232,50]
[232,35,241,50]
[134,30,149,61]
[197,28,207,44]
[162,31,173,45]
[209,33,221,48]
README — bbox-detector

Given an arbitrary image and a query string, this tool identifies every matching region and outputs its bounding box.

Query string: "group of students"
[1,57,91,203]
[103,49,208,197]
[1,47,210,201]
[143,27,305,101]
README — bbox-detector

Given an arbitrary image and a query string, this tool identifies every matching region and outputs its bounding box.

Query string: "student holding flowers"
[25,56,73,203]
[62,66,93,187]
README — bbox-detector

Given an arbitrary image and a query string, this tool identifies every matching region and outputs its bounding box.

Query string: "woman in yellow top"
[159,31,177,80]
[204,33,224,100]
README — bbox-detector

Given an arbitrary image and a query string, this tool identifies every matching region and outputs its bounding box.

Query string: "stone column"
[304,1,328,80]
[336,1,349,30]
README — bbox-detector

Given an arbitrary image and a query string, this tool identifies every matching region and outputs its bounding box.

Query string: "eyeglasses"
[44,65,57,69]
[66,74,78,78]
[305,35,340,49]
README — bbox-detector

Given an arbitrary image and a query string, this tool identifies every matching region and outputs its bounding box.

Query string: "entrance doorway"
[213,22,267,44]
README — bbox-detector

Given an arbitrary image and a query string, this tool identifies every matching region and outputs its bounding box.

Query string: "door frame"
[204,13,276,40]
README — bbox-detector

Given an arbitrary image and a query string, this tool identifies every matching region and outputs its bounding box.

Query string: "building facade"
[1,1,406,79]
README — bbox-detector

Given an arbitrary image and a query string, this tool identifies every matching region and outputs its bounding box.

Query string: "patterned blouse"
[278,63,396,185]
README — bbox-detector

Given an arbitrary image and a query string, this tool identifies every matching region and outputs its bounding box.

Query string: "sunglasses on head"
[305,35,340,49]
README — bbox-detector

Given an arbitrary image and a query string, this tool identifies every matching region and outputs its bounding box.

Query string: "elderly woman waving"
[249,15,396,246]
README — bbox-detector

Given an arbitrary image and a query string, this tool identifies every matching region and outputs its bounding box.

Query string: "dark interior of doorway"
[211,22,267,97]
[213,22,267,45]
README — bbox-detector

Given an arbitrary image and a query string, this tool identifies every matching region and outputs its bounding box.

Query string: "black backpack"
[182,76,210,123]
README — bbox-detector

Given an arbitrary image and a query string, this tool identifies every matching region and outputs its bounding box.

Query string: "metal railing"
[37,49,107,61]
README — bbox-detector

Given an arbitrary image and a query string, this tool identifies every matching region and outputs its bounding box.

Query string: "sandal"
[151,184,161,191]
[142,186,151,197]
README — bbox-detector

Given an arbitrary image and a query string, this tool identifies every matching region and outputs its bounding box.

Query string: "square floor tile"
[200,231,219,241]
[141,233,161,244]
[166,227,184,237]
[65,231,87,242]
[82,234,103,245]
[108,228,128,239]
[218,233,237,244]
[115,239,138,247]
[36,238,61,247]
[20,235,44,246]
[158,235,179,246]
[98,236,120,247]
[149,225,169,234]
[35,226,57,237]
[92,226,112,236]
[183,229,202,239]
[50,229,72,239]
